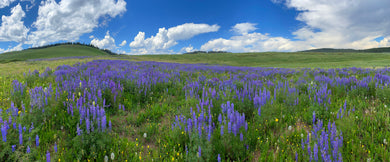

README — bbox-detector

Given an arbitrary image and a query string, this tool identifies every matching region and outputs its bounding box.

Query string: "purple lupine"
[29,122,34,133]
[12,145,16,152]
[314,143,318,161]
[198,146,201,158]
[76,124,82,136]
[54,143,57,153]
[19,133,23,145]
[27,146,30,153]
[46,151,51,162]
[109,120,112,131]
[312,111,316,124]
[1,125,6,142]
[86,118,90,134]
[240,132,244,141]
[220,125,224,136]
[218,154,221,162]
[101,116,106,132]
[19,124,22,134]
[36,135,39,147]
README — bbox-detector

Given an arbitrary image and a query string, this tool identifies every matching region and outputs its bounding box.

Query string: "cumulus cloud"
[0,0,17,8]
[0,4,29,43]
[119,40,127,46]
[90,31,117,50]
[180,44,196,53]
[27,0,126,47]
[129,23,220,54]
[203,0,390,52]
[231,23,258,35]
[201,23,310,52]
[284,0,390,49]
[0,43,24,53]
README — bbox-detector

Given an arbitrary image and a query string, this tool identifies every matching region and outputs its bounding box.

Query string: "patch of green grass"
[0,44,109,63]
[128,52,390,68]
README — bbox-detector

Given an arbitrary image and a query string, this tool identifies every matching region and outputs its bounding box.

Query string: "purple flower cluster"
[300,112,344,162]
[172,99,214,141]
[29,85,53,110]
[220,101,248,137]
[11,79,26,96]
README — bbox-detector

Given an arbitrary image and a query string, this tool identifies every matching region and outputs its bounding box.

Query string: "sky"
[0,0,390,54]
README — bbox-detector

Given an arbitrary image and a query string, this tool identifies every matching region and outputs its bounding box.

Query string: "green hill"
[301,47,390,53]
[0,44,110,63]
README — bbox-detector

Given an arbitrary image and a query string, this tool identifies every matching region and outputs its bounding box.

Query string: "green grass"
[2,45,390,69]
[0,45,109,63]
[129,52,390,68]
[1,46,390,161]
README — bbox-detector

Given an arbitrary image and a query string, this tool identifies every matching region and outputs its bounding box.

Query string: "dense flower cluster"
[2,59,390,161]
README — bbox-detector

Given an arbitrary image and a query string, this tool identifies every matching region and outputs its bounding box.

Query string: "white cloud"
[231,23,258,35]
[203,0,390,52]
[129,23,220,54]
[180,44,196,53]
[0,43,24,53]
[283,0,390,49]
[0,4,29,43]
[90,31,117,50]
[27,0,126,47]
[119,40,127,46]
[0,0,17,8]
[166,23,220,40]
[201,23,311,52]
[23,0,36,12]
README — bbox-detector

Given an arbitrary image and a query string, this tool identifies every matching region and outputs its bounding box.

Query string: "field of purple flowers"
[1,59,389,161]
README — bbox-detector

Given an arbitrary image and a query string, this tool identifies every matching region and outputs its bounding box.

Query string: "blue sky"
[0,0,390,54]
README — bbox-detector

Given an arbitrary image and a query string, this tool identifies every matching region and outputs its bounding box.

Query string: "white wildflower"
[288,126,292,131]
[301,133,304,138]
[111,152,115,160]
[143,133,147,138]
[104,155,108,162]
[384,139,388,145]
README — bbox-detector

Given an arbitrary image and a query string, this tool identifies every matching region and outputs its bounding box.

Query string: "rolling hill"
[0,44,110,63]
[300,47,390,53]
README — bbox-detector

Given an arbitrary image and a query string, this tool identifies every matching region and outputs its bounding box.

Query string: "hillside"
[2,44,390,69]
[130,52,390,68]
[301,47,390,53]
[0,44,110,63]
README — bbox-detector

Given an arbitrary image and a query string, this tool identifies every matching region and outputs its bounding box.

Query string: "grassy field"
[130,52,390,68]
[0,46,390,161]
[2,44,390,69]
[0,45,109,63]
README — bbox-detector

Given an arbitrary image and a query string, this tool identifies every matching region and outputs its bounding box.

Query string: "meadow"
[1,48,390,161]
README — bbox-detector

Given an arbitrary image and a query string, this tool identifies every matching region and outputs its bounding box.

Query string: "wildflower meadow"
[1,59,389,161]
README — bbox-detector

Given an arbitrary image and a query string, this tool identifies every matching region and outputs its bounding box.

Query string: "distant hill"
[300,47,390,53]
[0,43,115,63]
[183,50,231,54]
